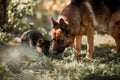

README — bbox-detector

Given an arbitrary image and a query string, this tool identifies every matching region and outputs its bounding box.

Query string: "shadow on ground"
[83,73,120,80]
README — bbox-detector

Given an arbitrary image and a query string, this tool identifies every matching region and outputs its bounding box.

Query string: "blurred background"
[0,0,65,43]
[0,1,120,80]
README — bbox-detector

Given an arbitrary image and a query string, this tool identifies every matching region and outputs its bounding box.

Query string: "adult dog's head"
[50,17,74,54]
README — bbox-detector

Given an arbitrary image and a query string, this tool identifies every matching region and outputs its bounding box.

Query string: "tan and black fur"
[14,30,50,55]
[51,0,120,59]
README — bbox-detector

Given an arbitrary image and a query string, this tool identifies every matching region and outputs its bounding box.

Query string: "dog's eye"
[57,39,64,44]
[37,44,41,47]
[52,38,56,41]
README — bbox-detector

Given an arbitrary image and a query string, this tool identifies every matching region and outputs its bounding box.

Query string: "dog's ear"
[59,18,67,31]
[51,17,58,28]
[59,18,70,37]
[59,18,66,28]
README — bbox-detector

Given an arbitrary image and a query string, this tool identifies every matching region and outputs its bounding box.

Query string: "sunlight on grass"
[82,33,115,46]
[0,33,120,80]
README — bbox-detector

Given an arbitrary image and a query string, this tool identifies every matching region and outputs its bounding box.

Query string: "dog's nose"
[43,50,49,55]
[53,47,65,55]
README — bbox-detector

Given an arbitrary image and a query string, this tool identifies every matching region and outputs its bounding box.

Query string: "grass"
[0,33,120,80]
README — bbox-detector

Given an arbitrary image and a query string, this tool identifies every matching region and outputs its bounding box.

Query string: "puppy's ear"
[51,17,58,28]
[37,38,44,44]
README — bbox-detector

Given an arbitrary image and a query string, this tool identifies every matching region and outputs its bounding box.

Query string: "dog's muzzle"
[53,47,65,55]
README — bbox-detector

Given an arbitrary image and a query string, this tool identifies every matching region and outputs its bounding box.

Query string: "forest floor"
[0,32,120,80]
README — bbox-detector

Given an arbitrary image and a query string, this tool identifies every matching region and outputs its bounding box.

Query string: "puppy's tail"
[8,37,21,46]
[13,37,22,43]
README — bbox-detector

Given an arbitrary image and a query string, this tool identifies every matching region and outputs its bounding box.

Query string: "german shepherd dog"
[50,0,120,59]
[14,30,50,55]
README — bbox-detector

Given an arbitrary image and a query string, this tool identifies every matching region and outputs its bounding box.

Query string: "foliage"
[8,0,39,33]
[7,0,64,34]
[0,0,64,42]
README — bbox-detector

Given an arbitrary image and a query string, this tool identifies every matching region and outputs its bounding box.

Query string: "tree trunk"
[0,0,8,32]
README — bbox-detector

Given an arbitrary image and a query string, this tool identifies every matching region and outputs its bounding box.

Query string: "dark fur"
[104,0,120,12]
[16,30,50,55]
[51,0,120,58]
[71,0,84,6]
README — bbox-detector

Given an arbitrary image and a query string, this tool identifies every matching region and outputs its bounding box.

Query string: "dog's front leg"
[29,39,34,48]
[86,28,94,59]
[74,35,82,56]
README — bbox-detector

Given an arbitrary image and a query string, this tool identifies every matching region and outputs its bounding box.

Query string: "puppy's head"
[50,17,74,54]
[36,39,50,55]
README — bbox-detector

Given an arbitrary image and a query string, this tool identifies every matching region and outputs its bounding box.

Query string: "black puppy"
[14,30,50,55]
